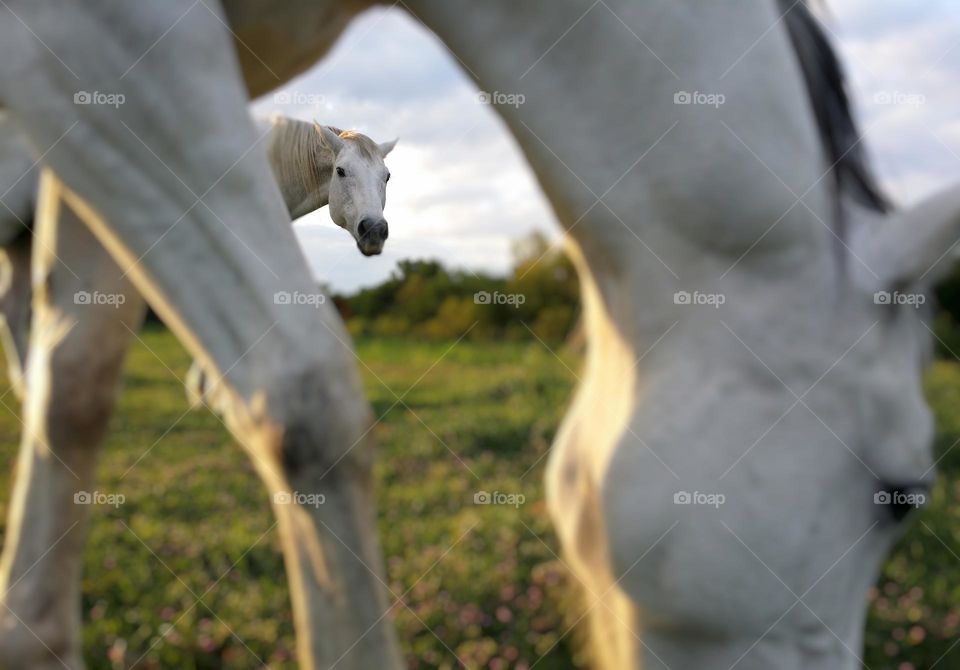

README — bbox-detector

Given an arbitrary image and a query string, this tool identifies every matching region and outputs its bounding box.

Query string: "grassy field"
[0,327,957,669]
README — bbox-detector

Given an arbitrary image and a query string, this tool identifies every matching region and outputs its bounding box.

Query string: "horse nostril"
[358,218,387,244]
[876,482,931,522]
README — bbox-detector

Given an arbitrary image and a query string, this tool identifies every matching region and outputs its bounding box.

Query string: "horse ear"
[378,138,398,158]
[314,121,344,154]
[851,185,960,291]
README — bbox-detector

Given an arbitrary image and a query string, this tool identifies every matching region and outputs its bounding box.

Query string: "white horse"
[262,116,396,255]
[0,1,955,669]
[0,113,396,398]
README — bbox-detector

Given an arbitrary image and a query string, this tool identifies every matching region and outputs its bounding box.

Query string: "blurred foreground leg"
[0,2,401,666]
[0,178,144,669]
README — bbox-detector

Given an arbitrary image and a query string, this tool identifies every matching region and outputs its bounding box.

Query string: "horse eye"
[336,167,346,178]
[385,172,391,183]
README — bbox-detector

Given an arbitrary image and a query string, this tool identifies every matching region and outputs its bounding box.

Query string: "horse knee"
[40,342,127,447]
[284,366,372,475]
[241,357,375,483]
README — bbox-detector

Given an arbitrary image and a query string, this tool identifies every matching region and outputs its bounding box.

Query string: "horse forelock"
[337,130,382,162]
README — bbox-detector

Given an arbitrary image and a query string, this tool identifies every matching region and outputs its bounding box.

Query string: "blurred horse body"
[0,1,956,669]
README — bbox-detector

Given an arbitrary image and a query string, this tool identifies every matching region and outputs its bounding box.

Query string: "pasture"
[0,327,957,669]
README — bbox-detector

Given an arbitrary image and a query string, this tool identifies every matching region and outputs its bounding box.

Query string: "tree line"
[333,232,581,342]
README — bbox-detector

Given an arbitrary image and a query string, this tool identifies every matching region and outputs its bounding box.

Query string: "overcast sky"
[251,1,960,293]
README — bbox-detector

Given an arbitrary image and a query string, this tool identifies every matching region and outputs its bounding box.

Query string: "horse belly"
[221,0,359,97]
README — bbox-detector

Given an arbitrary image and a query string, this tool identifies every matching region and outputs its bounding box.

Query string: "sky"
[251,1,960,293]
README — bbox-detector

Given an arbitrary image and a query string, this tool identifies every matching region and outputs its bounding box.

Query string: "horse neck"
[404,0,832,348]
[263,116,332,219]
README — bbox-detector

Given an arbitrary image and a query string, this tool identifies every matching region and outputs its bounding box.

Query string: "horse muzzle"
[357,217,388,256]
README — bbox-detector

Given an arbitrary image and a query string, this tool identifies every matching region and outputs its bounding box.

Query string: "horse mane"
[266,116,330,199]
[265,116,381,198]
[780,0,891,218]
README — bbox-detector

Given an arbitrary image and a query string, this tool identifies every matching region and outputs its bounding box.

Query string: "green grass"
[0,329,580,670]
[0,328,957,669]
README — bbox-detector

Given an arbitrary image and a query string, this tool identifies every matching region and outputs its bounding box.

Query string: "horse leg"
[0,3,401,666]
[0,190,144,669]
[52,176,399,669]
[0,232,32,399]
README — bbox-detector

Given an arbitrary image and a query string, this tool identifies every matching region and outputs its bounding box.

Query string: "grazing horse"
[0,1,955,669]
[0,113,396,399]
